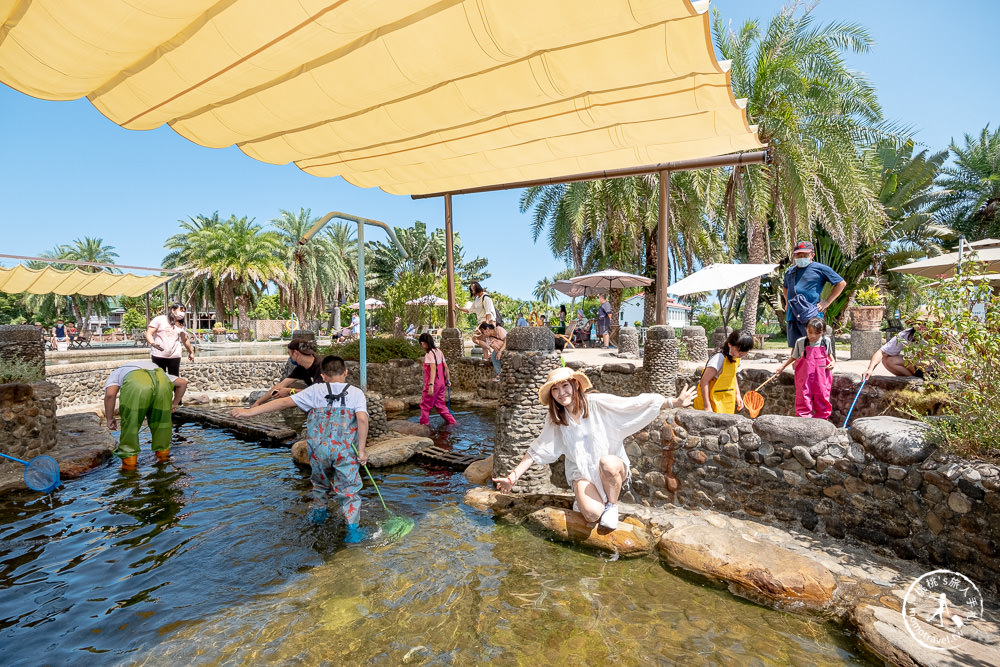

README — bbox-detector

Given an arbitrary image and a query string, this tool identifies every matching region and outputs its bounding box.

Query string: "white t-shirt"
[527,393,665,503]
[105,360,178,388]
[470,294,497,323]
[705,352,726,374]
[148,315,186,359]
[791,335,834,359]
[290,382,368,414]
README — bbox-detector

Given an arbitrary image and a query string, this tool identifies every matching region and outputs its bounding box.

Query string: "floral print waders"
[304,383,363,525]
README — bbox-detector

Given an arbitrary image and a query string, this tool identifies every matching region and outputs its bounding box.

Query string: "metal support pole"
[656,170,670,325]
[445,194,456,329]
[144,293,150,325]
[357,221,367,390]
[163,284,169,314]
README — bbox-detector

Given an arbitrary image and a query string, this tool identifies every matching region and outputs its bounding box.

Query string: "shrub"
[121,308,146,332]
[907,263,1000,461]
[0,359,44,384]
[852,285,884,306]
[320,337,424,363]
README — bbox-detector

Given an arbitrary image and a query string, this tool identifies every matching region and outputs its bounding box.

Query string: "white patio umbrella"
[890,245,1000,279]
[405,295,449,306]
[667,263,779,296]
[667,263,779,328]
[569,268,653,291]
[349,297,385,309]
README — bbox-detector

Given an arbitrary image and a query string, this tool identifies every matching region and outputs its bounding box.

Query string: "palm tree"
[533,277,557,306]
[163,212,223,319]
[713,3,894,334]
[935,125,1000,240]
[58,237,119,328]
[322,221,358,329]
[366,221,490,294]
[184,216,287,340]
[270,208,351,327]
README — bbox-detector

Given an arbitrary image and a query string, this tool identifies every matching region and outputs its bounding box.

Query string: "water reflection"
[0,409,875,666]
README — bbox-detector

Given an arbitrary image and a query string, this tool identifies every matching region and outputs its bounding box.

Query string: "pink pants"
[420,364,456,425]
[794,344,833,419]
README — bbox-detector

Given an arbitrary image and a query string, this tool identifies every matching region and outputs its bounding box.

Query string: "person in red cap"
[782,241,846,347]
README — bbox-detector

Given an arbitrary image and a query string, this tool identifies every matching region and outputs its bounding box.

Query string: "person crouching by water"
[493,367,696,530]
[418,333,457,426]
[694,331,754,413]
[252,339,323,407]
[231,355,368,542]
[104,360,188,469]
[772,317,835,419]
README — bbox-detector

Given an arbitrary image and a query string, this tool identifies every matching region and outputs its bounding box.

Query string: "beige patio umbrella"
[889,246,1000,279]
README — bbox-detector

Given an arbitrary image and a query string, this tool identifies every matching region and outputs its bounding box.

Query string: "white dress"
[527,393,666,503]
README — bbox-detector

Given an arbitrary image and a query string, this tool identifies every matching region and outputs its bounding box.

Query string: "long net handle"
[349,442,391,513]
[752,372,781,393]
[0,452,28,465]
[843,378,868,429]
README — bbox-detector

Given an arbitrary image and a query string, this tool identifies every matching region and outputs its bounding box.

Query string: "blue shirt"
[783,262,844,322]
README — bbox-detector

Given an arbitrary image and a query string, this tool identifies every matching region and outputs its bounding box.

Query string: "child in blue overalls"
[232,355,368,541]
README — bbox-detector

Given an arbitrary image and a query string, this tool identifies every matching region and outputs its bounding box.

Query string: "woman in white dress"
[493,367,696,530]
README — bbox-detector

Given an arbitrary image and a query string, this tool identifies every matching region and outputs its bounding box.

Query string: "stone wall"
[47,357,289,408]
[251,319,287,340]
[0,381,59,473]
[697,367,930,426]
[567,360,645,397]
[615,409,1000,596]
[0,324,46,378]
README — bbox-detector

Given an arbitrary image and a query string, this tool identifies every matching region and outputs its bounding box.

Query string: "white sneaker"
[599,503,619,530]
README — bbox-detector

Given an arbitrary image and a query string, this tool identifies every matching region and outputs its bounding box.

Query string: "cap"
[793,241,814,253]
[287,339,316,355]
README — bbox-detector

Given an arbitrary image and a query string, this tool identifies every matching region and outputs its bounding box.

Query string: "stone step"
[412,445,481,469]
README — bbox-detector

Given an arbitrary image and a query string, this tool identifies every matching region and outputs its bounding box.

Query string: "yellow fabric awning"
[0,0,762,195]
[0,265,172,298]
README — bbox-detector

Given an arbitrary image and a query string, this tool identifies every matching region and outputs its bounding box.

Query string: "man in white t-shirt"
[146,303,195,376]
[231,355,369,541]
[104,360,188,469]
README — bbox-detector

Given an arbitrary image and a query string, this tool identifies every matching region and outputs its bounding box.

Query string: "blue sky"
[1,0,997,302]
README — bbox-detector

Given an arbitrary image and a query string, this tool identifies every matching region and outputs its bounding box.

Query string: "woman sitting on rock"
[493,367,696,530]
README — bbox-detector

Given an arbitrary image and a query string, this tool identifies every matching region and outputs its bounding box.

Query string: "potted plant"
[212,321,227,342]
[849,285,885,331]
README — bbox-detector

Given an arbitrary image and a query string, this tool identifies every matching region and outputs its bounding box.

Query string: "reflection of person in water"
[104,466,188,536]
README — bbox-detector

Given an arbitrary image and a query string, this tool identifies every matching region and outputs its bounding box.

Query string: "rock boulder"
[849,416,935,465]
[464,455,494,485]
[753,414,836,446]
[527,507,653,557]
[386,419,431,438]
[657,519,837,610]
[291,433,431,468]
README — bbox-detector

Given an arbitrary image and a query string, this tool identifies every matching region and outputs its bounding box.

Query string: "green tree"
[0,293,29,325]
[271,208,352,326]
[163,212,224,316]
[713,3,893,334]
[935,125,1000,240]
[532,277,557,305]
[366,221,489,294]
[121,308,146,332]
[182,216,288,340]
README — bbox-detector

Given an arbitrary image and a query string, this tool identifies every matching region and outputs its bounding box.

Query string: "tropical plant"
[321,337,423,363]
[712,2,895,334]
[271,208,353,326]
[0,358,45,384]
[248,294,289,321]
[907,264,1000,461]
[934,125,1000,240]
[533,277,557,305]
[380,271,442,332]
[178,215,288,340]
[852,286,883,306]
[163,212,224,316]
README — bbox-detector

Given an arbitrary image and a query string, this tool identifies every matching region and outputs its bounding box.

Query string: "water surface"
[0,407,874,665]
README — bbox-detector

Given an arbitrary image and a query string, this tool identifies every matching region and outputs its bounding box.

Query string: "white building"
[619,293,691,328]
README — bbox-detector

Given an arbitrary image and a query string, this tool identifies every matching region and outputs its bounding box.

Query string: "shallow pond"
[0,407,876,665]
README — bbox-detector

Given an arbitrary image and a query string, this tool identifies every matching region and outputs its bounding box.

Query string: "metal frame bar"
[0,253,181,274]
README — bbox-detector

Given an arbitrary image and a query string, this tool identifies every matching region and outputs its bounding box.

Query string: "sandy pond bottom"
[0,407,876,665]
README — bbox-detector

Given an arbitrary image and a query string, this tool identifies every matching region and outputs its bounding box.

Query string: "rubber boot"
[155,450,170,462]
[121,456,137,470]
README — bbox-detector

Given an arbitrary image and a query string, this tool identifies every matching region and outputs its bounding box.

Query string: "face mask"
[794,257,811,268]
[288,356,298,366]
[175,312,186,322]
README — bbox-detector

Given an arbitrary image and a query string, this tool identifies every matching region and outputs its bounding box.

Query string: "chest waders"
[116,368,174,461]
[304,383,363,526]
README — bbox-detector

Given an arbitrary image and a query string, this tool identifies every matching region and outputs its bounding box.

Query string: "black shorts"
[151,356,181,376]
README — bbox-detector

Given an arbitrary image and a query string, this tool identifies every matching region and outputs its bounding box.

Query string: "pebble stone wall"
[616,410,1000,596]
[0,382,59,468]
[618,327,639,356]
[0,325,46,378]
[679,326,708,361]
[493,327,561,492]
[641,325,678,397]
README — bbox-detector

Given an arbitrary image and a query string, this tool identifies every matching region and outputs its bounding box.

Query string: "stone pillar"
[291,329,315,342]
[642,325,678,396]
[494,327,560,492]
[0,324,45,379]
[851,330,882,361]
[440,327,463,363]
[680,325,708,361]
[618,326,639,356]
[711,326,733,350]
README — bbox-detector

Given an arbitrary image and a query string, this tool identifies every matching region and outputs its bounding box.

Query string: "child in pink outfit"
[418,333,457,426]
[773,317,835,419]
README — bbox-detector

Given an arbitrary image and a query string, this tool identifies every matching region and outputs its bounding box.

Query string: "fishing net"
[24,455,61,493]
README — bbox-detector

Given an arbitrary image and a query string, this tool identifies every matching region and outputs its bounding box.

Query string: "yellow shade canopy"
[0,265,172,298]
[0,0,763,195]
